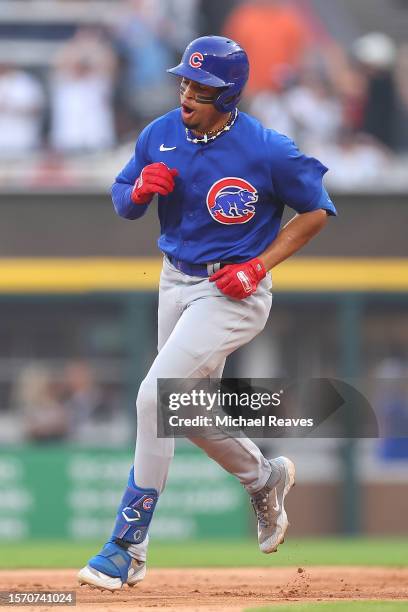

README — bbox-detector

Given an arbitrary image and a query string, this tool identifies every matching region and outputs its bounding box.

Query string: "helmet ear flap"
[214,85,243,113]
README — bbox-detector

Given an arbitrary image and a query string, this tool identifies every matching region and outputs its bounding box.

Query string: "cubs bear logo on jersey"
[207,177,258,225]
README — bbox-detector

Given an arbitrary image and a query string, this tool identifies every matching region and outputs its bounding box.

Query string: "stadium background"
[0,0,407,610]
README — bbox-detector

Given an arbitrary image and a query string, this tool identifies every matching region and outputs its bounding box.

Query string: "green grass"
[246,603,408,612]
[0,537,407,569]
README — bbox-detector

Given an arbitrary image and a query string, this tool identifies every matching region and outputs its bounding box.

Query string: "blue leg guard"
[111,467,158,545]
[88,468,158,581]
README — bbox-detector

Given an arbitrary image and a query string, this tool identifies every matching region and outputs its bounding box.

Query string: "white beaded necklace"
[185,108,238,144]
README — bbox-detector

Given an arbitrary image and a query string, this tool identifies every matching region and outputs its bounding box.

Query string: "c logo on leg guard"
[142,497,155,511]
[122,507,141,523]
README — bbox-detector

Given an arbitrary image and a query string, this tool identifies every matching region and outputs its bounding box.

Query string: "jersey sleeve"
[111,125,152,220]
[269,133,337,216]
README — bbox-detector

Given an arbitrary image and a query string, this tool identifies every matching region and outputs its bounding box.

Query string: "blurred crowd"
[9,360,124,444]
[3,356,407,457]
[0,0,407,190]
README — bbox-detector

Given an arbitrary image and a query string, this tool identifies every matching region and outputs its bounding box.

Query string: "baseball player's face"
[180,78,228,133]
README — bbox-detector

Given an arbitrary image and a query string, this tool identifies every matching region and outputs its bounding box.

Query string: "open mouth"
[182,103,195,117]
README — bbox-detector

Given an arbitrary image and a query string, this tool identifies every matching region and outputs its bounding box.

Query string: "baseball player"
[78,36,337,591]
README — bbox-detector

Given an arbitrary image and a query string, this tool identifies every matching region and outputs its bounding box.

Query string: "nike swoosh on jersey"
[160,144,177,151]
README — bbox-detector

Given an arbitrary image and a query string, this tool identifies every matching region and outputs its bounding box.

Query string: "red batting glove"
[209,258,267,300]
[131,162,178,205]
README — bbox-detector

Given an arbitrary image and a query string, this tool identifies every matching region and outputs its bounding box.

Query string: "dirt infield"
[0,567,407,611]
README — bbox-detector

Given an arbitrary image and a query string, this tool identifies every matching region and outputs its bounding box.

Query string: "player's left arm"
[258,208,328,271]
[210,135,336,299]
[210,210,329,299]
[262,136,337,271]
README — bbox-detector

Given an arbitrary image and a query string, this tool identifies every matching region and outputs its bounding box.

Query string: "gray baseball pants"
[131,256,273,560]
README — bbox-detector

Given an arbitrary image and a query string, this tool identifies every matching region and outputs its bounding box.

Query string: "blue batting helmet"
[167,36,249,113]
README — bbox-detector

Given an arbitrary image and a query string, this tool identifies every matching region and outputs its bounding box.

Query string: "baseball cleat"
[78,541,146,591]
[250,456,296,554]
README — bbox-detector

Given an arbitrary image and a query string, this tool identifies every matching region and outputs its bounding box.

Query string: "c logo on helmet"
[189,51,204,68]
[207,177,258,225]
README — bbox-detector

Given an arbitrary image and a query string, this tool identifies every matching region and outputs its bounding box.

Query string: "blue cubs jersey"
[111,108,337,264]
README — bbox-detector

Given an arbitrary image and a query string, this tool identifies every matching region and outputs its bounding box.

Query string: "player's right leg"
[78,262,183,591]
